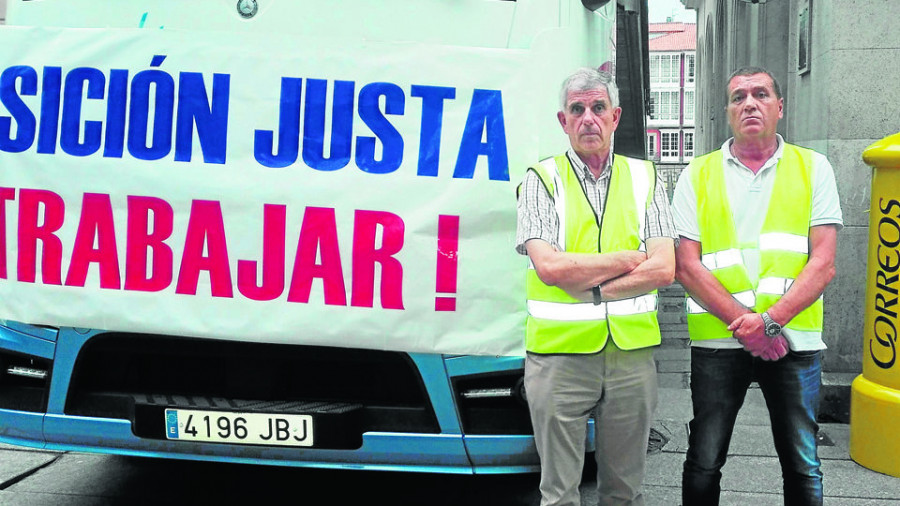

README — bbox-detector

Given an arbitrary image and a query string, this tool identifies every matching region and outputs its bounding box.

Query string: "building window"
[650,54,680,85]
[661,131,679,161]
[646,132,658,160]
[683,132,694,159]
[685,54,695,84]
[798,0,812,74]
[683,90,695,123]
[650,91,680,121]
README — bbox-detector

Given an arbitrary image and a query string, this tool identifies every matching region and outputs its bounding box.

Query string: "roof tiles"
[648,23,696,52]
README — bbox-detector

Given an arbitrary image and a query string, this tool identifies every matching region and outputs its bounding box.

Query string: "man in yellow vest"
[516,67,676,506]
[672,67,843,505]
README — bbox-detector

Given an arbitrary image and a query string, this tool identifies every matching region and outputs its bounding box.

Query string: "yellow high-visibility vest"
[686,143,823,339]
[522,154,661,354]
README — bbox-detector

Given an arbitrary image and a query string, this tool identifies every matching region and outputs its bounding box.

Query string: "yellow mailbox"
[851,132,900,477]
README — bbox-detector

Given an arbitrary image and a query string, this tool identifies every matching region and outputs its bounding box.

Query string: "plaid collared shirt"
[516,149,677,254]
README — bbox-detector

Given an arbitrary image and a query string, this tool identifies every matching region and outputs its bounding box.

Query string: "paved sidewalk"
[634,285,900,505]
[639,380,900,505]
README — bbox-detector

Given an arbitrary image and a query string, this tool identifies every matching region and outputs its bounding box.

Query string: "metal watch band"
[761,311,782,336]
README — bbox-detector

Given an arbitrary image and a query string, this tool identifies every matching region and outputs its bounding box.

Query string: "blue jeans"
[682,347,823,506]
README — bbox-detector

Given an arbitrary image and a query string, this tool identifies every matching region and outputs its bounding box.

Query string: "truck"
[0,0,649,474]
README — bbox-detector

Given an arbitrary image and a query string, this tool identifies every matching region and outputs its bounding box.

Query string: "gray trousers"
[525,343,658,506]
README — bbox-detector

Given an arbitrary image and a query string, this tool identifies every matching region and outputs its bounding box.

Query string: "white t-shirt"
[671,135,843,351]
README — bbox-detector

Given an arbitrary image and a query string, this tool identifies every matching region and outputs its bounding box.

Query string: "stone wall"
[784,0,900,372]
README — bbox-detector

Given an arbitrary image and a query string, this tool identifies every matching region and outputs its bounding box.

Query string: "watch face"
[761,313,781,336]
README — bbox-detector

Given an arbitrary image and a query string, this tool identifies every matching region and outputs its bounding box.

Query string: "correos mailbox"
[851,132,900,477]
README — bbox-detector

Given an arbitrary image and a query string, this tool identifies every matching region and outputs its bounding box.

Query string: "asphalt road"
[0,447,549,505]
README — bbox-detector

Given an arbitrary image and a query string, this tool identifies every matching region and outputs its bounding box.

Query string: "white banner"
[0,26,538,356]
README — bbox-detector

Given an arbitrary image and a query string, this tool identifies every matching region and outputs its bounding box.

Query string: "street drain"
[647,427,669,454]
[816,430,835,447]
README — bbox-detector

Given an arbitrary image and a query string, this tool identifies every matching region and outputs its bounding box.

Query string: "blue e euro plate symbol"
[165,410,179,438]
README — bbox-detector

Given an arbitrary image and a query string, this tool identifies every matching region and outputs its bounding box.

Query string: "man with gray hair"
[516,67,676,505]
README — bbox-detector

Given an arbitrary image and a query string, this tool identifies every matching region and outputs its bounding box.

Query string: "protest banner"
[0,26,538,355]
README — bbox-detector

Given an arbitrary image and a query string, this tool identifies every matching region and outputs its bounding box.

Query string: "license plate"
[165,409,314,447]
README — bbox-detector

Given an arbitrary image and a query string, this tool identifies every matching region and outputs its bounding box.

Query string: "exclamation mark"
[435,215,460,311]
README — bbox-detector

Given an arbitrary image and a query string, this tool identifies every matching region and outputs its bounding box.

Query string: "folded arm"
[600,237,675,301]
[526,236,674,302]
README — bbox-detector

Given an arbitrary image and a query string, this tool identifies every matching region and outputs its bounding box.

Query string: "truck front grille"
[65,334,439,441]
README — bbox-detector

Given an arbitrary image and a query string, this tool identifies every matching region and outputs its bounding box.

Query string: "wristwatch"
[592,285,602,306]
[761,312,782,337]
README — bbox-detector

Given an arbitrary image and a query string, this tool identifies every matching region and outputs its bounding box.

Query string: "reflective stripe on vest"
[686,144,822,340]
[528,293,658,321]
[523,154,661,353]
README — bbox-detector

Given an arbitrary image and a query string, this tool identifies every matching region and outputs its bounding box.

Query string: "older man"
[672,67,843,505]
[516,67,676,506]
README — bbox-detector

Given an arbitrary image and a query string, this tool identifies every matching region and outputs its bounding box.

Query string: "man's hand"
[729,320,770,357]
[759,335,789,361]
[728,313,767,355]
[728,313,788,361]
